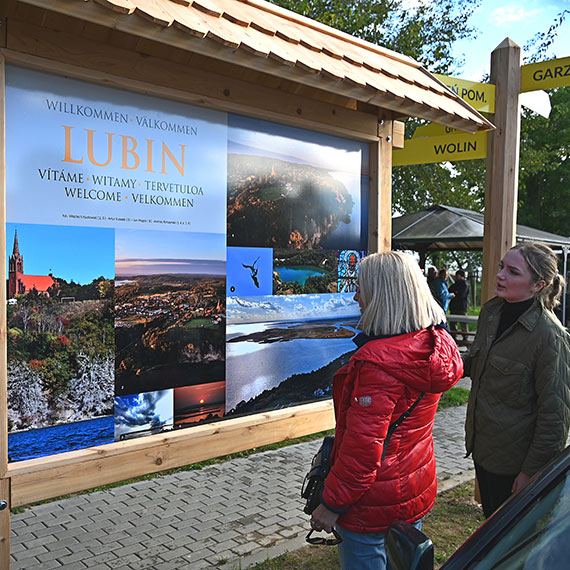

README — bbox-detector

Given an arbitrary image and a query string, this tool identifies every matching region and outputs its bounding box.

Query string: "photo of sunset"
[174,381,225,428]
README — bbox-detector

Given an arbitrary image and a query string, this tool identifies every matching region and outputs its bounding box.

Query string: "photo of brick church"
[7,230,56,299]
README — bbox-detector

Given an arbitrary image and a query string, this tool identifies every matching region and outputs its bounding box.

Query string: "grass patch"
[438,386,470,409]
[251,480,484,569]
[184,318,217,328]
[260,186,286,200]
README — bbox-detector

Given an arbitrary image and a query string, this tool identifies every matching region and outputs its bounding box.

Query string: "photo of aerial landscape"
[115,228,226,397]
[227,115,366,251]
[225,293,360,414]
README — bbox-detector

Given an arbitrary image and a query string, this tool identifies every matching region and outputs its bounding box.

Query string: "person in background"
[310,251,463,570]
[432,268,454,312]
[426,266,437,298]
[449,269,470,339]
[464,242,570,518]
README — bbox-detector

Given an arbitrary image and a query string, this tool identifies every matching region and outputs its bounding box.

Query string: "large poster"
[5,66,368,462]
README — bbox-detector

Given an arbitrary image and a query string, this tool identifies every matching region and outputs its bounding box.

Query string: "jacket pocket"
[487,355,532,407]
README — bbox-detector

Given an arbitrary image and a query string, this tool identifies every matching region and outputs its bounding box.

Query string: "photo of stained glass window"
[338,250,366,293]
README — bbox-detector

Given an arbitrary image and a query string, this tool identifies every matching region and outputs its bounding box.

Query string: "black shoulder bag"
[301,392,426,517]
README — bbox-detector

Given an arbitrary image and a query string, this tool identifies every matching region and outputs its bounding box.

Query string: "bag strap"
[380,392,425,461]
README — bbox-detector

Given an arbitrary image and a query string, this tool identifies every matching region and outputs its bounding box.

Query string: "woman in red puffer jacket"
[310,251,463,570]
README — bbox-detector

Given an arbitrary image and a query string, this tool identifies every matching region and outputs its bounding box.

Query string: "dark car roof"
[442,445,570,568]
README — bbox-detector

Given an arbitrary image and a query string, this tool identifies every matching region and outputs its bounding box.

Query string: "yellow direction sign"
[393,131,487,167]
[435,74,495,114]
[412,123,462,138]
[521,56,570,92]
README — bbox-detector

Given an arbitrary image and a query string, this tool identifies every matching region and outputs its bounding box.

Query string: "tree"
[269,0,480,73]
[524,10,569,63]
[517,87,570,237]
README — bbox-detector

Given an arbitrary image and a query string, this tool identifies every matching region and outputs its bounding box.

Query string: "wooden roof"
[18,0,494,133]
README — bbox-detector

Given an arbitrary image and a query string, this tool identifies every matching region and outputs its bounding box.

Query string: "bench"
[447,314,478,349]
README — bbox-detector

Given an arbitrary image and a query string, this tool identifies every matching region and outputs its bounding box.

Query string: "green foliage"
[524,10,569,63]
[50,276,113,301]
[518,87,570,237]
[393,159,486,215]
[268,0,480,73]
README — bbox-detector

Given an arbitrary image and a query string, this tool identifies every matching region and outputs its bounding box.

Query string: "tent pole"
[563,246,568,327]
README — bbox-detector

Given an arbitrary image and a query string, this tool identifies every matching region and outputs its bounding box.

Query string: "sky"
[115,228,226,276]
[227,293,360,324]
[6,222,115,284]
[450,0,570,81]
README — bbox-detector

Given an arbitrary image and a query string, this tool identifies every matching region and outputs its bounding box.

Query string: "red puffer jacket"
[321,326,463,533]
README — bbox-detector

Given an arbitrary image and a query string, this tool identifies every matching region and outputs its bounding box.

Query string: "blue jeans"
[336,519,423,570]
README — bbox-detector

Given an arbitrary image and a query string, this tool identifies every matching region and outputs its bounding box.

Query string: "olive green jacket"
[464,297,570,476]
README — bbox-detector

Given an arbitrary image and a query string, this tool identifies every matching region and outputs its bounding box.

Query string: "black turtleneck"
[495,297,535,340]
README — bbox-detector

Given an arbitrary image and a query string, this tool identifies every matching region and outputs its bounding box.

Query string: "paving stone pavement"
[10,379,475,570]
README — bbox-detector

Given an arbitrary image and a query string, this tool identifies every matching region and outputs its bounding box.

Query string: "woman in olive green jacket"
[464,242,570,518]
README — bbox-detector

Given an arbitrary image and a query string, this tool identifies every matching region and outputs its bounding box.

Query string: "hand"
[311,503,340,534]
[512,472,531,494]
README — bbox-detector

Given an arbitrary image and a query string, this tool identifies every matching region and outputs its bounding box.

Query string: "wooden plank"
[392,120,405,149]
[0,55,6,480]
[368,119,393,253]
[377,119,393,252]
[0,2,8,48]
[368,141,380,253]
[0,479,9,570]
[3,20,380,140]
[9,401,334,507]
[482,39,521,303]
[447,315,478,323]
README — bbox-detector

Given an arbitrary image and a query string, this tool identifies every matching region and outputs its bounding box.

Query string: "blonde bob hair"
[358,251,446,336]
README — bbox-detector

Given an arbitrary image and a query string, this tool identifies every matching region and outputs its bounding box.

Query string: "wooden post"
[0,54,9,570]
[369,119,393,253]
[481,38,522,302]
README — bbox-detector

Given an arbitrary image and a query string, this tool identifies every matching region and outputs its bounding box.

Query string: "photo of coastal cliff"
[6,222,115,462]
[226,115,367,251]
[115,228,226,397]
[225,293,360,415]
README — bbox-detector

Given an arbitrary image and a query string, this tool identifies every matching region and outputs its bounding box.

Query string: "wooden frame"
[482,39,522,303]
[0,2,491,565]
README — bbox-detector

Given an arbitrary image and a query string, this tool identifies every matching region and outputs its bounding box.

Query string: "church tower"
[8,230,24,298]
